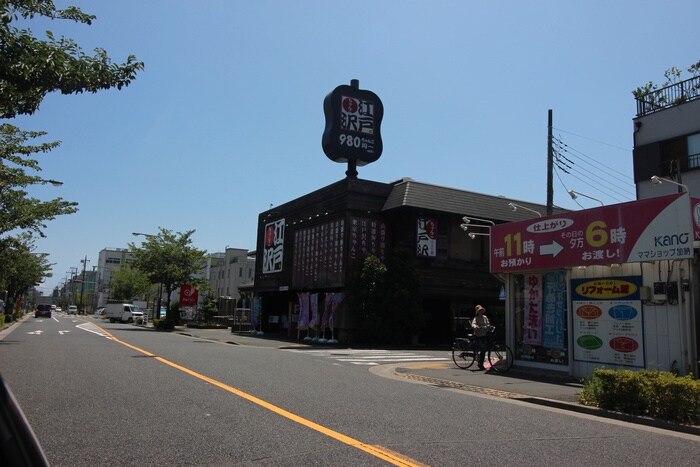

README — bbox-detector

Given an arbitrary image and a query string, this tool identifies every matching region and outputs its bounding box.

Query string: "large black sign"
[322,81,383,167]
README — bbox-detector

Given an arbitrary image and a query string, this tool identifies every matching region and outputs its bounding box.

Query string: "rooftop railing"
[635,76,700,117]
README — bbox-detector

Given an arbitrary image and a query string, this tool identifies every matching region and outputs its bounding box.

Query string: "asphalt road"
[1,314,698,466]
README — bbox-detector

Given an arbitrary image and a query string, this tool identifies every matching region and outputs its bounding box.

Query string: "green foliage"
[0,235,53,313]
[151,319,175,330]
[129,228,206,324]
[0,0,144,119]
[0,313,6,327]
[110,266,151,301]
[383,247,425,344]
[580,369,700,424]
[347,249,425,345]
[0,124,78,239]
[633,59,700,107]
[347,254,387,343]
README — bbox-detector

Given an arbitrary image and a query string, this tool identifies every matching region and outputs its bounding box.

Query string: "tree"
[382,247,425,345]
[0,123,78,240]
[633,59,700,107]
[0,234,52,315]
[347,254,387,343]
[0,0,144,119]
[129,228,206,324]
[1,1,142,295]
[109,266,151,302]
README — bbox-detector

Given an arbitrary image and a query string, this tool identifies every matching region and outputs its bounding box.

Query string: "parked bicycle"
[452,327,513,372]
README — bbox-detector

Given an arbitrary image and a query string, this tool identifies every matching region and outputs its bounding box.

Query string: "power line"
[553,136,635,201]
[552,126,631,152]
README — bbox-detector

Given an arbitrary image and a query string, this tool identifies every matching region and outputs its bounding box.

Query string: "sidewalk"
[167,323,700,436]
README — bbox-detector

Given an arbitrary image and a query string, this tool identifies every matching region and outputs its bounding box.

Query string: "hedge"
[580,369,700,424]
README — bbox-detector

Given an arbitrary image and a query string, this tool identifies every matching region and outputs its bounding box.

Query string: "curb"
[394,369,700,436]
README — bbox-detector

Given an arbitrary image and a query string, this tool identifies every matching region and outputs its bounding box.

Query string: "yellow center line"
[95,324,426,467]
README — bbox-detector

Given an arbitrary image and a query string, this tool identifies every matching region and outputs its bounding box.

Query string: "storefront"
[493,193,698,378]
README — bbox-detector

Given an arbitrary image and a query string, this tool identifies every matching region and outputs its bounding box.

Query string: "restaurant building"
[253,176,560,344]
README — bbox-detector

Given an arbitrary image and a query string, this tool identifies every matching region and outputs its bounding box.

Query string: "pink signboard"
[692,197,700,241]
[491,194,693,273]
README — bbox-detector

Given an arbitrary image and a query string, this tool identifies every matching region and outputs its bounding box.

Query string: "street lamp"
[39,178,64,186]
[508,202,542,217]
[568,190,604,206]
[467,232,490,240]
[650,175,688,192]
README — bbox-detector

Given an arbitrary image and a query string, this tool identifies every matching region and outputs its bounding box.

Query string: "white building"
[206,248,255,312]
[96,247,135,307]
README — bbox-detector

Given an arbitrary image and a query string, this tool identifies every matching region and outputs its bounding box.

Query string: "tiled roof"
[382,178,568,222]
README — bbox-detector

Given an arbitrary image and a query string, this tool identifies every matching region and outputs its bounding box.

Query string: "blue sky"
[12,0,699,293]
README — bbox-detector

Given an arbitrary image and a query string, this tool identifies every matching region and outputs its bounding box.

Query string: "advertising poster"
[523,274,543,346]
[263,218,285,273]
[491,194,692,273]
[572,276,644,368]
[416,217,437,257]
[179,284,198,306]
[542,271,566,351]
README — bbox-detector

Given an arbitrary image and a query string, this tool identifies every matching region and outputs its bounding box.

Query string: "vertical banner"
[326,292,345,329]
[572,276,644,368]
[416,217,437,257]
[524,274,543,345]
[263,218,285,273]
[251,298,261,332]
[309,293,318,330]
[297,293,309,330]
[542,271,566,349]
[321,294,331,330]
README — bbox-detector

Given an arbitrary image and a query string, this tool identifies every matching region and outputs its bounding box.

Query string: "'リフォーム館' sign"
[490,193,693,273]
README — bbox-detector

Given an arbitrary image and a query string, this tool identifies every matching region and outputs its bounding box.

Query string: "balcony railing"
[635,76,700,117]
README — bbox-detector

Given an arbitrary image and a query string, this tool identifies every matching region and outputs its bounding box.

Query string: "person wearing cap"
[472,305,491,370]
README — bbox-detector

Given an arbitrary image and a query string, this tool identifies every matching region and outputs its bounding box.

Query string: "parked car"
[34,304,52,318]
[67,305,78,315]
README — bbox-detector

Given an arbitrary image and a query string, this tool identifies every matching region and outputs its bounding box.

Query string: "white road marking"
[285,348,449,365]
[76,322,111,338]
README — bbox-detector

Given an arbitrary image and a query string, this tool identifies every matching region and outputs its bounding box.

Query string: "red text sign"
[491,194,692,272]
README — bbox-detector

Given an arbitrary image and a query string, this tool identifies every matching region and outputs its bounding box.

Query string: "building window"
[688,133,700,169]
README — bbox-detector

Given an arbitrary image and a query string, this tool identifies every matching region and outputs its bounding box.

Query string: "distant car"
[34,304,52,318]
[55,307,62,313]
[67,305,78,315]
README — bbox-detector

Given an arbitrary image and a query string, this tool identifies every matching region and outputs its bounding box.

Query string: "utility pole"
[79,255,89,314]
[546,109,554,216]
[70,267,78,306]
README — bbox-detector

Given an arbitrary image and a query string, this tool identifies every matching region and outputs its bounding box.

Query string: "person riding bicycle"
[472,305,492,370]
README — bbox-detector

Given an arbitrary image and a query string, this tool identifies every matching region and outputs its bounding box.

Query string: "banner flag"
[297,293,309,330]
[309,293,318,330]
[329,292,345,328]
[321,294,332,329]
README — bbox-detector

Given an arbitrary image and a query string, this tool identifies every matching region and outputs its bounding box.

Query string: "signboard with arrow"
[490,193,693,273]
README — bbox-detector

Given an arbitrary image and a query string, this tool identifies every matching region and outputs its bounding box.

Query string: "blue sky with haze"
[12,1,699,292]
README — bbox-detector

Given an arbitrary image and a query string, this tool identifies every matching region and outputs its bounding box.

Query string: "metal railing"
[635,76,700,117]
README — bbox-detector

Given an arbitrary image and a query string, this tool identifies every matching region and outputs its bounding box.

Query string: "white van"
[67,305,78,315]
[105,303,144,323]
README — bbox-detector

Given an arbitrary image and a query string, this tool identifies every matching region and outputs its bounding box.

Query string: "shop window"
[512,271,568,365]
[688,133,700,169]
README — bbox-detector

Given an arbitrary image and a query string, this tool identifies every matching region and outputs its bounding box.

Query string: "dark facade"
[254,177,561,344]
